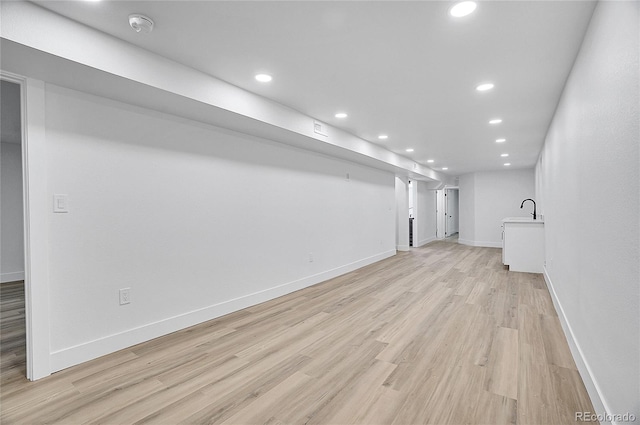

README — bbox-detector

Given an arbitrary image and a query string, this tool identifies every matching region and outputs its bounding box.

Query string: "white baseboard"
[543,267,612,424]
[1,271,25,283]
[457,239,502,248]
[50,249,396,373]
[396,245,410,252]
[414,236,436,247]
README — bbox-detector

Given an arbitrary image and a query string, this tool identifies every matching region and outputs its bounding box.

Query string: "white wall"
[458,175,475,243]
[395,176,409,251]
[1,142,25,282]
[458,169,535,247]
[408,180,415,218]
[415,181,437,246]
[536,1,639,420]
[44,84,397,371]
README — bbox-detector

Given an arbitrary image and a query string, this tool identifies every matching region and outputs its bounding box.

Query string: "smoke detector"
[129,14,154,33]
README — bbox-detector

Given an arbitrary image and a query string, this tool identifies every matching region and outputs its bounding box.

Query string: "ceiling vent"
[129,14,154,33]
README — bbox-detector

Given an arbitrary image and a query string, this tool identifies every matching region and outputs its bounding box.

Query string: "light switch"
[53,194,69,213]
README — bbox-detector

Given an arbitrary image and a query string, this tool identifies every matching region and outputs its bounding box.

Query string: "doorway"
[444,188,459,237]
[1,79,27,381]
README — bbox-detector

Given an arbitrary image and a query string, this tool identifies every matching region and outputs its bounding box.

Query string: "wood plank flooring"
[0,281,26,390]
[0,242,595,424]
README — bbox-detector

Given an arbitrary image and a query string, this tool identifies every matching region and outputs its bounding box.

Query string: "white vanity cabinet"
[502,218,545,273]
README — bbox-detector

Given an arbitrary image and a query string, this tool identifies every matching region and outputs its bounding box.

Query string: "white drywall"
[44,84,396,370]
[458,175,475,244]
[458,169,535,247]
[395,176,409,251]
[415,182,437,246]
[1,142,25,282]
[536,1,639,420]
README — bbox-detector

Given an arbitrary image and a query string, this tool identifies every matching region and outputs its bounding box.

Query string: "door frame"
[1,71,51,380]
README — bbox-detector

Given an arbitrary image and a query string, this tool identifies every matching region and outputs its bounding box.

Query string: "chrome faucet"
[520,199,537,220]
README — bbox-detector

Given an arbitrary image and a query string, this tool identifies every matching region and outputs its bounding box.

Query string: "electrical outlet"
[309,253,314,263]
[119,288,131,305]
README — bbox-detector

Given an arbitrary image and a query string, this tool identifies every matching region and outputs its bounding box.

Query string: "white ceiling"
[33,0,596,176]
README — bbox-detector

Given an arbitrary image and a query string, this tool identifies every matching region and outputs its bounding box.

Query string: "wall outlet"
[308,253,314,263]
[119,288,131,305]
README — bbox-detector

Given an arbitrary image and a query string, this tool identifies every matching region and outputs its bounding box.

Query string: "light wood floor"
[1,242,594,424]
[0,281,26,389]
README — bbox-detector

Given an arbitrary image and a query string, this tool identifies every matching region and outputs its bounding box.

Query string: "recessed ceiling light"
[378,135,388,140]
[496,138,506,143]
[406,148,414,152]
[442,167,449,171]
[501,153,509,157]
[489,119,502,124]
[335,112,348,119]
[476,83,494,92]
[449,1,477,17]
[504,163,511,166]
[427,159,435,163]
[255,74,272,83]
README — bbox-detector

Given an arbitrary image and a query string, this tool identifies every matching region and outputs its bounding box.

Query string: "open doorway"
[436,187,459,240]
[444,188,459,239]
[1,79,27,382]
